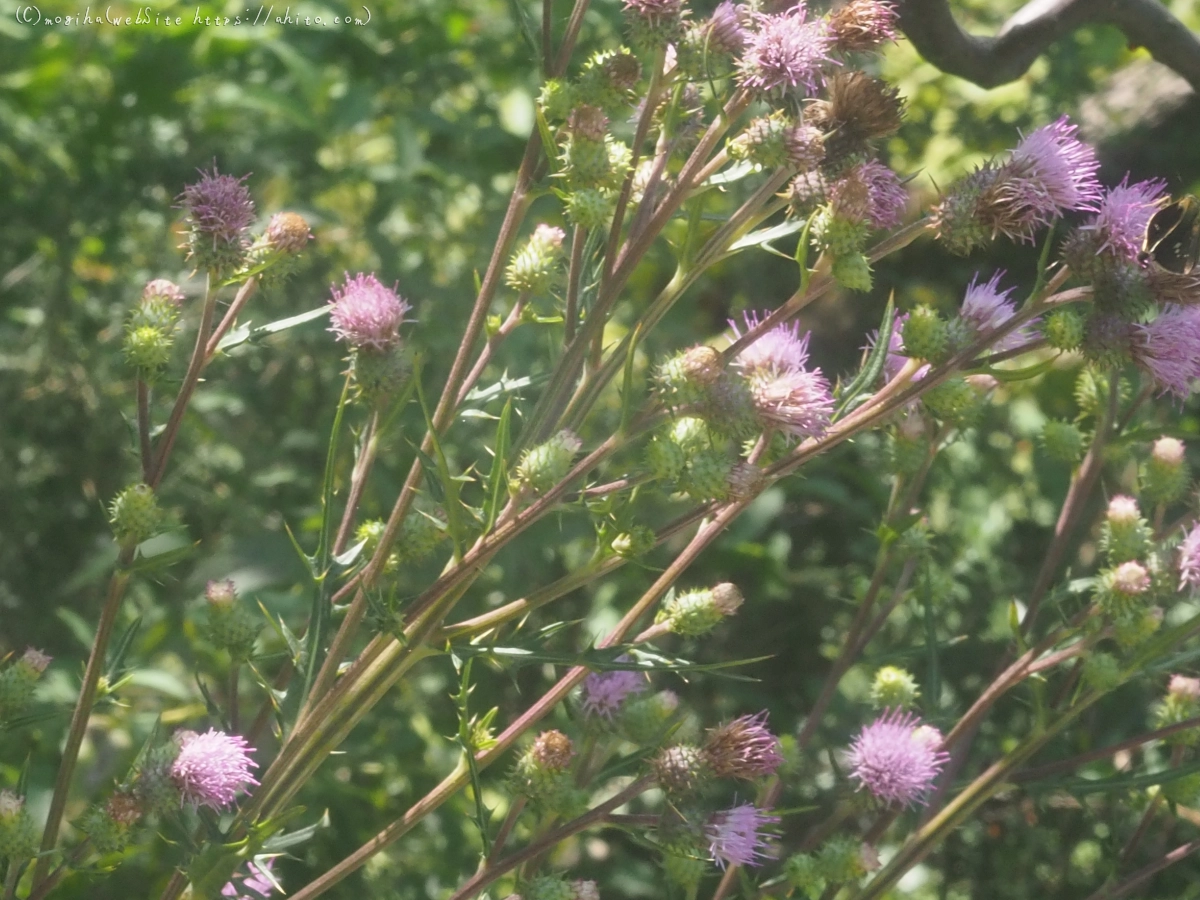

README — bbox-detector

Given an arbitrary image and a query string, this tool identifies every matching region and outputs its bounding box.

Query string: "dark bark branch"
[897,0,1200,92]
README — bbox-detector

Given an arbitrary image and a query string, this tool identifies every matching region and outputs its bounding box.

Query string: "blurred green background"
[4,0,1200,897]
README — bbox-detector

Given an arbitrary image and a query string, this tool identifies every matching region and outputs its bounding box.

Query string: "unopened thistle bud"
[265,211,313,255]
[622,0,685,49]
[682,445,738,502]
[789,170,828,218]
[80,790,143,854]
[653,743,709,796]
[1096,560,1151,619]
[1082,651,1123,691]
[887,413,929,476]
[816,835,873,884]
[611,525,656,559]
[565,106,612,188]
[564,188,612,230]
[133,278,185,331]
[900,310,946,362]
[512,731,585,814]
[124,324,175,377]
[0,648,51,722]
[655,345,724,409]
[178,165,256,277]
[201,579,260,662]
[702,711,784,779]
[785,852,824,895]
[831,251,874,292]
[1100,495,1151,564]
[577,49,640,112]
[619,689,680,744]
[539,78,576,122]
[515,430,583,494]
[921,378,981,425]
[656,583,743,637]
[1155,676,1200,744]
[0,791,38,862]
[506,224,567,294]
[394,508,449,566]
[1039,420,1085,464]
[1081,313,1133,370]
[1043,308,1084,351]
[352,345,410,405]
[870,666,919,709]
[108,482,164,545]
[663,840,708,892]
[1113,605,1163,648]
[728,114,823,172]
[1143,437,1189,506]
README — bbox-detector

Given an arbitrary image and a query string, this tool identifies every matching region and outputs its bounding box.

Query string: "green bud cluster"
[655,583,743,637]
[0,648,50,723]
[1039,420,1085,464]
[901,307,949,363]
[0,792,38,862]
[201,580,260,662]
[646,416,739,503]
[506,224,567,294]
[576,48,640,112]
[565,188,613,230]
[870,665,919,709]
[108,483,164,546]
[515,430,583,494]
[784,852,825,899]
[811,206,870,257]
[817,836,874,884]
[1042,308,1084,352]
[124,280,184,381]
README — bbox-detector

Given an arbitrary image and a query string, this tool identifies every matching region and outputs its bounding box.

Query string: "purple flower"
[1180,524,1200,592]
[853,160,908,230]
[222,859,279,899]
[729,312,834,439]
[738,7,835,97]
[709,1,748,54]
[1130,305,1200,398]
[703,711,784,779]
[178,166,256,273]
[581,661,646,720]
[329,273,411,352]
[1010,116,1102,216]
[959,271,1035,351]
[729,312,811,374]
[847,709,949,807]
[171,729,258,809]
[1083,176,1169,262]
[706,803,779,868]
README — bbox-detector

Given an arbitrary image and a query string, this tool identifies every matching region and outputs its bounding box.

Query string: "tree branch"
[896,0,1200,92]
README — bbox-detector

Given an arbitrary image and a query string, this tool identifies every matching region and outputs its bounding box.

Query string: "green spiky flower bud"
[811,206,870,257]
[1096,560,1151,619]
[1039,420,1085,464]
[656,583,743,637]
[831,250,874,292]
[655,345,724,410]
[1154,676,1200,745]
[511,730,586,815]
[352,346,411,405]
[79,791,142,854]
[1099,495,1151,564]
[539,78,576,122]
[785,853,825,898]
[108,483,164,546]
[653,743,709,797]
[619,689,679,744]
[565,188,612,230]
[1042,308,1084,352]
[1112,605,1163,648]
[611,525,656,559]
[394,508,449,566]
[682,445,736,502]
[0,648,50,723]
[506,224,567,294]
[816,835,873,884]
[663,840,707,892]
[921,378,980,424]
[901,307,949,363]
[1081,651,1123,692]
[201,579,260,662]
[577,48,640,112]
[0,792,38,862]
[1143,437,1189,506]
[515,430,583,494]
[123,324,175,377]
[870,666,919,709]
[134,743,182,815]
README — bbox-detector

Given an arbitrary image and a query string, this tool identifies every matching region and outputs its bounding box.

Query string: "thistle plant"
[10,3,1200,900]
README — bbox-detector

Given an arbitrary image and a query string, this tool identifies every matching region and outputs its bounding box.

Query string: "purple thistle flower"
[1180,524,1200,592]
[738,7,836,98]
[703,711,785,779]
[1129,305,1200,398]
[1083,176,1169,262]
[959,271,1036,352]
[222,859,279,899]
[854,160,908,230]
[706,803,779,868]
[178,166,256,273]
[329,273,411,352]
[729,312,811,374]
[749,368,835,439]
[1010,116,1102,216]
[171,729,258,809]
[581,661,647,720]
[709,1,749,54]
[847,709,949,807]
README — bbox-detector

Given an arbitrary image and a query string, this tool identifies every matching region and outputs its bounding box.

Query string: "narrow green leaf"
[106,615,143,680]
[415,371,466,561]
[729,219,805,252]
[836,293,896,415]
[216,305,331,352]
[484,399,513,533]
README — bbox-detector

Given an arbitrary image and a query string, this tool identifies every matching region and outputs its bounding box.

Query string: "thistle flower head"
[1129,305,1200,398]
[729,312,811,375]
[738,7,835,98]
[205,578,237,605]
[1154,437,1186,466]
[958,270,1033,351]
[265,211,314,255]
[703,711,785,779]
[1082,176,1168,262]
[170,729,258,809]
[837,160,907,230]
[20,648,51,674]
[706,803,779,868]
[748,368,835,439]
[222,859,279,899]
[1010,116,1102,214]
[1169,675,1200,701]
[708,1,748,54]
[530,730,575,771]
[1179,524,1200,591]
[807,72,904,160]
[328,273,410,352]
[581,661,646,720]
[1112,560,1151,596]
[142,279,186,306]
[827,0,898,52]
[847,709,949,807]
[1106,495,1141,526]
[178,165,256,274]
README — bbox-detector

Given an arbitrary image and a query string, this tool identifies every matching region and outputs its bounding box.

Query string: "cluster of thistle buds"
[0,647,51,723]
[123,279,185,380]
[199,579,261,662]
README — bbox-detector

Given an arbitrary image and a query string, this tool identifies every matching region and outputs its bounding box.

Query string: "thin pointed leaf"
[106,615,143,680]
[729,219,805,252]
[836,293,896,415]
[216,306,331,352]
[484,399,513,533]
[415,372,466,561]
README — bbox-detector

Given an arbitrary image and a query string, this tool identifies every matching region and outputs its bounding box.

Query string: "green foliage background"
[4,0,1200,897]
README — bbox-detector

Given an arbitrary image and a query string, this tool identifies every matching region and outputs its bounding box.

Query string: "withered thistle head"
[568,105,609,142]
[265,211,313,254]
[807,72,904,161]
[530,730,575,771]
[702,711,784,779]
[827,0,899,53]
